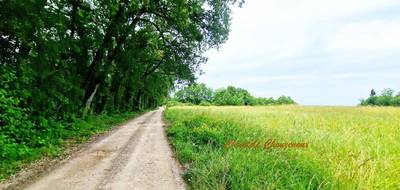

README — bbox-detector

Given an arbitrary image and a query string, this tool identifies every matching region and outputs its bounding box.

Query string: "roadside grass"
[165,106,400,190]
[0,111,143,180]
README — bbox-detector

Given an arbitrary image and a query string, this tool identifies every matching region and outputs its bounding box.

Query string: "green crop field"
[165,106,400,190]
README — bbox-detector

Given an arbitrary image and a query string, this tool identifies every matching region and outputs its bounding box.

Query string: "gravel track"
[23,108,185,190]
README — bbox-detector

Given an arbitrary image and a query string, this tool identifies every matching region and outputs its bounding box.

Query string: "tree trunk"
[82,0,128,105]
[83,83,99,115]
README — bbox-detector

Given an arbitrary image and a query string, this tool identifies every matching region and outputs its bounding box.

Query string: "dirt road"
[24,108,186,190]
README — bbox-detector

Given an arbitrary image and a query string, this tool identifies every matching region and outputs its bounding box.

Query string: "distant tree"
[233,87,255,105]
[370,89,376,97]
[213,86,254,105]
[174,83,213,105]
[360,88,400,106]
[366,96,377,105]
[377,88,395,106]
[381,88,394,97]
[254,97,275,105]
[276,96,296,105]
[393,96,400,106]
[213,87,240,105]
[173,84,296,106]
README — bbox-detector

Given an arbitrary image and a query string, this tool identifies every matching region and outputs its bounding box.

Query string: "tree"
[172,84,297,106]
[174,83,213,105]
[80,0,244,111]
[381,88,394,97]
[360,88,400,106]
[370,89,376,97]
[0,0,244,171]
[0,0,243,116]
[212,86,254,105]
[254,97,275,105]
[276,96,296,105]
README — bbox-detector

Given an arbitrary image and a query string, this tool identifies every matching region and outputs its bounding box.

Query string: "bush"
[199,101,213,106]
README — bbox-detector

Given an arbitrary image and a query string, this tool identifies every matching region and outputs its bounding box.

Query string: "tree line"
[360,88,400,106]
[172,83,296,106]
[0,0,242,176]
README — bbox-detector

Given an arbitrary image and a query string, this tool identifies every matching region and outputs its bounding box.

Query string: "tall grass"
[165,106,400,189]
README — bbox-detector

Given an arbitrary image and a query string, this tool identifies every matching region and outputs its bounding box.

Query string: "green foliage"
[360,88,400,106]
[199,101,213,106]
[173,83,296,106]
[213,86,255,105]
[0,0,242,179]
[254,96,296,105]
[276,95,296,105]
[175,83,213,105]
[254,97,275,105]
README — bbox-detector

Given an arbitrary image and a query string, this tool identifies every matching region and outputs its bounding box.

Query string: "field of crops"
[165,106,400,190]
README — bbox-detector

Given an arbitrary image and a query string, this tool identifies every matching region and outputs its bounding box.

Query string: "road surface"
[24,108,186,190]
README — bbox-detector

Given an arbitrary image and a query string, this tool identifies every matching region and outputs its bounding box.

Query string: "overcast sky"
[198,0,400,105]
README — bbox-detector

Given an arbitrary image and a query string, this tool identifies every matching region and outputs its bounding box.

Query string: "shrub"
[199,101,213,106]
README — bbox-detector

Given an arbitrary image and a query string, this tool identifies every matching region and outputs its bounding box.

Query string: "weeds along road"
[24,108,186,190]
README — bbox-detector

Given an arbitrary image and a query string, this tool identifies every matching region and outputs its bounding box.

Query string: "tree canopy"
[174,83,213,105]
[1,0,242,122]
[173,84,297,106]
[213,86,254,105]
[361,88,400,106]
[0,0,243,177]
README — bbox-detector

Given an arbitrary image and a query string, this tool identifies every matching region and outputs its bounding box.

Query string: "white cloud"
[198,0,400,105]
